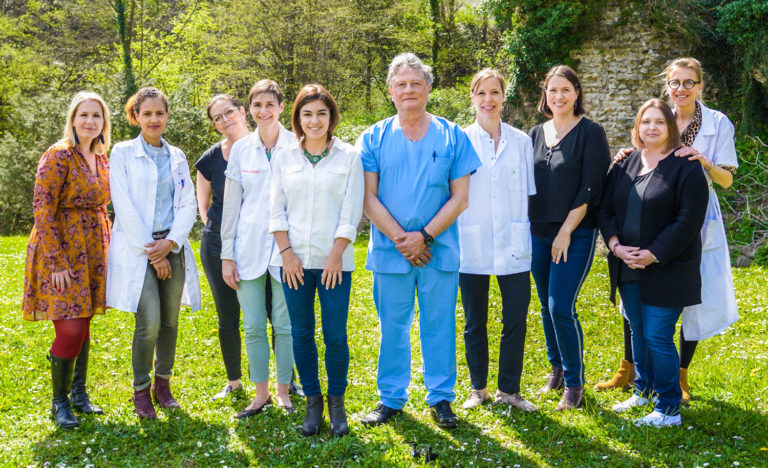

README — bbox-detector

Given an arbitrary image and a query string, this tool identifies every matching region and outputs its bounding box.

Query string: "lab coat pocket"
[500,221,532,261]
[459,224,483,264]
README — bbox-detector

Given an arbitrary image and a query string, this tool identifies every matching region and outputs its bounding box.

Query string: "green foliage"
[717,0,768,134]
[1,237,767,465]
[488,0,604,106]
[721,135,768,256]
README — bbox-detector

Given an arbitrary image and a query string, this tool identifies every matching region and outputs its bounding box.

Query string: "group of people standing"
[22,52,737,434]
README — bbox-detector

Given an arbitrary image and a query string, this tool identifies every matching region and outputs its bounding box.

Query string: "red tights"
[51,317,91,359]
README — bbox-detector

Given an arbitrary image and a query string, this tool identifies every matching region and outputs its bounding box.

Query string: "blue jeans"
[281,269,351,397]
[618,281,682,415]
[531,228,597,388]
[372,268,458,409]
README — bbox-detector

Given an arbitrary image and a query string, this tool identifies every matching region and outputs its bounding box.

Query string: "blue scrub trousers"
[372,267,459,409]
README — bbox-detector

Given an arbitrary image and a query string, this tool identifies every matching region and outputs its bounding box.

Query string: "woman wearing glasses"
[528,65,611,411]
[595,58,738,403]
[196,94,250,401]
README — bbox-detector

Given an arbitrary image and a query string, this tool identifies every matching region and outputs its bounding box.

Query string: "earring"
[73,127,80,145]
[99,134,105,144]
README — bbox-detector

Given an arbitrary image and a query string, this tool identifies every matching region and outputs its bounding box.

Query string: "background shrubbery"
[1,0,766,261]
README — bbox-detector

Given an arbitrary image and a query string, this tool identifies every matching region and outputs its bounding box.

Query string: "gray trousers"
[132,251,185,391]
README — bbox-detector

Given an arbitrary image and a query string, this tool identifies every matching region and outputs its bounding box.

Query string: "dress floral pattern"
[22,140,111,321]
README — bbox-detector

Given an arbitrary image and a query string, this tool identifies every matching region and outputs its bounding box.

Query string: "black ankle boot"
[301,395,323,436]
[71,340,103,414]
[327,394,349,436]
[49,352,79,429]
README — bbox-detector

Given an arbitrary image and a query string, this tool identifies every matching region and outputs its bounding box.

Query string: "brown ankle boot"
[536,367,564,396]
[680,368,691,403]
[151,376,181,409]
[555,386,584,411]
[594,359,635,391]
[133,387,157,419]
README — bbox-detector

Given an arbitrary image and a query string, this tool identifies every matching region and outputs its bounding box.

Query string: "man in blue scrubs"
[357,52,481,428]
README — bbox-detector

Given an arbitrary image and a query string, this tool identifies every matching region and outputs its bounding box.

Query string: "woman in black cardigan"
[599,98,707,427]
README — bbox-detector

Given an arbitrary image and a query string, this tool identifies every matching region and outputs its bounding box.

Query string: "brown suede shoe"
[133,387,157,419]
[555,386,584,411]
[536,367,564,396]
[151,376,181,409]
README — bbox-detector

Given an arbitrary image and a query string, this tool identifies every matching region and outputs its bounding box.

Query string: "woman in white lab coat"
[457,69,537,413]
[107,87,200,419]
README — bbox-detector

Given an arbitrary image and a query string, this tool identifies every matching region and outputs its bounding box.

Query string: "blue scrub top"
[358,115,481,273]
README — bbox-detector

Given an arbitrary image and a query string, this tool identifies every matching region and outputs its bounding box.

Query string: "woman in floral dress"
[23,91,112,428]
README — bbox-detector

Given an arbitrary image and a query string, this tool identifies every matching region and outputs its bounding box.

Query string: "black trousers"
[459,271,530,394]
[200,226,242,382]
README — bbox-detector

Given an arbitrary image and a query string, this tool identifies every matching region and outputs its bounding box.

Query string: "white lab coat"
[221,125,294,281]
[458,122,536,275]
[106,136,201,313]
[680,101,739,340]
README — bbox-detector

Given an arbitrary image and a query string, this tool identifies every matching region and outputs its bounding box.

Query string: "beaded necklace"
[303,147,329,165]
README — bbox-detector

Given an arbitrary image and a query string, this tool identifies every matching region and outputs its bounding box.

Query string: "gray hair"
[386,53,434,87]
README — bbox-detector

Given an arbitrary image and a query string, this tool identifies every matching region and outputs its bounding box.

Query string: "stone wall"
[570,6,688,152]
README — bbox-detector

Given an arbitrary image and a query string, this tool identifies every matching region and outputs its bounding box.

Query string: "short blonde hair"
[62,91,111,154]
[470,68,507,95]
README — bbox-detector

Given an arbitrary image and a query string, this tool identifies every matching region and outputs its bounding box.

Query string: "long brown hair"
[631,98,680,151]
[291,84,339,144]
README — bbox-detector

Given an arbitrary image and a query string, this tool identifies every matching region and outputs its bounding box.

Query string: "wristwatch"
[651,252,660,263]
[420,228,434,246]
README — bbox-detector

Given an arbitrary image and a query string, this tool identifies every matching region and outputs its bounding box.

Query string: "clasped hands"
[145,239,174,280]
[614,244,654,269]
[395,231,432,267]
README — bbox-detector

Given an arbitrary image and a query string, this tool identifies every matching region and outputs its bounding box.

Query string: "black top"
[528,118,611,237]
[620,170,653,282]
[598,150,709,308]
[194,142,227,232]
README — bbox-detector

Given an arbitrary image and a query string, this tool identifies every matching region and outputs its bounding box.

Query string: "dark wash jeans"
[530,228,597,388]
[132,250,185,391]
[200,226,242,382]
[618,281,683,415]
[460,271,530,394]
[281,269,351,397]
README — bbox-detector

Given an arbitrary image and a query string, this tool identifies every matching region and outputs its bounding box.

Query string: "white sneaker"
[612,394,656,413]
[633,410,682,427]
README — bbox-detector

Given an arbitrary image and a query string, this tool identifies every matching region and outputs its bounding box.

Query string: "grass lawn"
[1,235,766,467]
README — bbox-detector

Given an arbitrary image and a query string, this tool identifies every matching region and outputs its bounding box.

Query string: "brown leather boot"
[594,359,636,391]
[536,367,564,396]
[132,387,157,419]
[555,386,584,411]
[680,368,691,403]
[151,376,181,409]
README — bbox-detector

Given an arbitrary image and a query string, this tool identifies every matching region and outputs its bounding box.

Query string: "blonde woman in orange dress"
[22,91,112,428]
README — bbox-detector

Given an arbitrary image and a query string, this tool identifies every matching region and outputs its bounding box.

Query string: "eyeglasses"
[545,146,555,166]
[212,108,238,125]
[667,79,701,90]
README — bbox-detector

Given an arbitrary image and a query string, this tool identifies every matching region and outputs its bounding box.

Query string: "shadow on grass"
[31,406,240,466]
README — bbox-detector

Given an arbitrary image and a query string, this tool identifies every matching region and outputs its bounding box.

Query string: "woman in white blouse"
[220,80,296,418]
[270,84,363,437]
[457,69,537,412]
